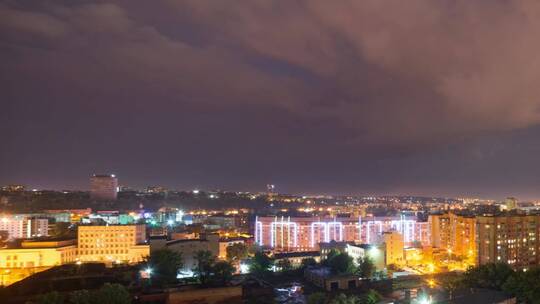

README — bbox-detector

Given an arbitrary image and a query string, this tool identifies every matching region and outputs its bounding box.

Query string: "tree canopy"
[193,250,216,285]
[327,252,355,274]
[276,258,293,272]
[357,256,375,279]
[148,248,183,286]
[462,262,513,290]
[249,251,274,278]
[226,243,248,262]
[211,260,235,285]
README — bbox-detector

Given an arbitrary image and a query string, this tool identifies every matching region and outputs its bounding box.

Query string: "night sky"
[2,1,540,199]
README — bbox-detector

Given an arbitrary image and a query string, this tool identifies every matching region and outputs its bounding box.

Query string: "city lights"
[257,215,428,250]
[6,2,540,301]
[417,295,432,304]
[269,217,298,249]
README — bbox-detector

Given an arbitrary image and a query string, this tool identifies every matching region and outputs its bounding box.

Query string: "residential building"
[0,217,49,240]
[384,231,404,266]
[0,217,25,240]
[255,215,429,252]
[26,218,49,238]
[476,214,540,270]
[429,212,476,263]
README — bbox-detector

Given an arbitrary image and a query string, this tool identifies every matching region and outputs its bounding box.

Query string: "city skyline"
[4,1,540,199]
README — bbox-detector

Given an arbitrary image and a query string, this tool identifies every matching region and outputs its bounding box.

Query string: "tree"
[323,249,340,266]
[330,293,360,304]
[93,283,131,304]
[148,248,183,286]
[440,276,463,300]
[462,263,514,290]
[248,243,263,255]
[328,252,355,274]
[37,291,64,304]
[359,289,381,304]
[357,256,375,279]
[212,260,235,285]
[307,292,327,304]
[301,257,318,268]
[276,259,293,272]
[53,222,72,237]
[193,250,216,285]
[503,267,540,303]
[249,251,273,278]
[226,243,248,262]
[69,290,91,304]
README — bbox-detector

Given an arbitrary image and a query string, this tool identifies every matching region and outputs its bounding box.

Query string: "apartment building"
[476,214,540,270]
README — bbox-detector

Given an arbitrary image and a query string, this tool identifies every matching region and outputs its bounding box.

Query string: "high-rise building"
[384,231,404,266]
[502,197,518,211]
[429,212,476,263]
[0,217,25,240]
[0,217,49,240]
[25,218,49,238]
[255,216,429,252]
[90,174,118,200]
[476,214,540,270]
[77,224,149,264]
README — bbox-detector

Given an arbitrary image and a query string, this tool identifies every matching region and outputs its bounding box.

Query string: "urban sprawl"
[0,175,538,303]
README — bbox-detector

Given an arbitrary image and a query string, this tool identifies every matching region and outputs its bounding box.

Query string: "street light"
[368,246,380,258]
[417,294,432,304]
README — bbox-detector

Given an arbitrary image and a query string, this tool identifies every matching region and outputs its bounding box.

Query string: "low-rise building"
[304,267,361,291]
[150,233,219,276]
[77,224,149,264]
[319,241,385,270]
[0,238,77,286]
[273,251,320,268]
[167,285,243,304]
[218,237,245,260]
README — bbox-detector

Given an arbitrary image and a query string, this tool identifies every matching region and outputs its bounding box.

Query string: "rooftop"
[274,251,320,259]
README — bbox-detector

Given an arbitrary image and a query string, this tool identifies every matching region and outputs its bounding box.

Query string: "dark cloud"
[2,0,540,198]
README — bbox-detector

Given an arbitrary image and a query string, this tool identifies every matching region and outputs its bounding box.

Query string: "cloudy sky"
[2,0,540,199]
